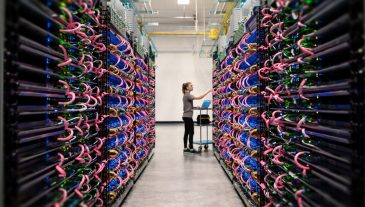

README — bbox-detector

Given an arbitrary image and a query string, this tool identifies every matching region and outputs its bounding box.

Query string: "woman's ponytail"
[182,82,191,94]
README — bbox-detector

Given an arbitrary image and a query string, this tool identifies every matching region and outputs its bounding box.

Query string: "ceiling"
[133,0,225,32]
[131,0,230,56]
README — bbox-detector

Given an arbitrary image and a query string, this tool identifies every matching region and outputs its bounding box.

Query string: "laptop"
[201,100,211,108]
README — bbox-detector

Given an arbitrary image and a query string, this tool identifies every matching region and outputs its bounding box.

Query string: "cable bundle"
[213,0,364,206]
[3,0,156,206]
[257,0,364,206]
[213,20,265,204]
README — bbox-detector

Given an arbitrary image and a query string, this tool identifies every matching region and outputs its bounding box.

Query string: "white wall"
[151,35,213,122]
[155,52,212,121]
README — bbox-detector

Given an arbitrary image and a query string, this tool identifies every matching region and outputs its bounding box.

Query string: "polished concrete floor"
[123,124,243,207]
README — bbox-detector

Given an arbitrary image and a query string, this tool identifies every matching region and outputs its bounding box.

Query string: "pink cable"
[79,2,88,13]
[261,111,270,128]
[270,22,284,40]
[58,80,70,93]
[95,42,106,52]
[85,54,93,62]
[84,122,90,133]
[115,36,129,48]
[299,79,309,100]
[86,95,98,107]
[56,153,66,177]
[77,54,85,65]
[76,144,86,163]
[294,151,310,176]
[84,61,94,73]
[94,138,103,156]
[80,64,88,74]
[91,34,102,43]
[295,189,304,207]
[75,126,84,135]
[297,39,314,56]
[272,145,285,165]
[77,115,83,126]
[94,60,103,69]
[94,162,106,183]
[95,198,103,207]
[276,124,288,135]
[54,188,68,207]
[57,58,73,67]
[264,201,273,207]
[81,94,91,105]
[260,8,273,28]
[60,22,82,33]
[301,128,310,139]
[298,21,306,27]
[58,45,68,61]
[75,175,86,198]
[58,92,76,106]
[285,84,291,95]
[57,128,74,141]
[296,117,306,130]
[78,33,90,40]
[80,83,91,94]
[271,110,284,125]
[274,173,287,194]
[57,116,69,129]
[258,68,271,80]
[84,146,92,165]
[60,7,73,24]
[240,156,251,172]
[264,148,273,156]
[265,86,284,104]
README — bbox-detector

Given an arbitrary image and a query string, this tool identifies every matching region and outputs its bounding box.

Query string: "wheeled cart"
[192,107,213,152]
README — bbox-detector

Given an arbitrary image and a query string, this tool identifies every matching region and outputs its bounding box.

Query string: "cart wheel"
[198,146,203,151]
[204,145,209,150]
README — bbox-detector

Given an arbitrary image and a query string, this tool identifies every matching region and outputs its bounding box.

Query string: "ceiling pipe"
[148,0,154,14]
[219,1,237,34]
[143,2,149,13]
[214,2,220,15]
[195,0,198,31]
[203,0,206,41]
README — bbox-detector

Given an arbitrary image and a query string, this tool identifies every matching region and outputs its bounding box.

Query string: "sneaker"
[189,148,200,153]
[183,148,190,153]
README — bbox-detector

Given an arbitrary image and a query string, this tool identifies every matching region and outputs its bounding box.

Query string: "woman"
[182,82,211,153]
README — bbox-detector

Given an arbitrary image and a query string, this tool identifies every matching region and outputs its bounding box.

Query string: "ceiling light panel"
[178,0,190,5]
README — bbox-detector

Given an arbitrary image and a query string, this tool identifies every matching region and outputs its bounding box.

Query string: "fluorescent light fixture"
[209,22,220,26]
[147,22,159,26]
[178,0,190,5]
[174,16,194,19]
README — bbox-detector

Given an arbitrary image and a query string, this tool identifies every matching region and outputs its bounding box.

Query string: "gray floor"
[123,124,243,207]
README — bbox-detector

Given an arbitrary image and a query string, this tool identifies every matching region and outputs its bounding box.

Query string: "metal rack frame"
[193,107,213,152]
[0,0,4,206]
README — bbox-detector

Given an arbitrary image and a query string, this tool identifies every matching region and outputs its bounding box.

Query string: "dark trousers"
[183,117,194,149]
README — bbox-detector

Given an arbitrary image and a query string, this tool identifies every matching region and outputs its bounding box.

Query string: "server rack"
[1,0,156,206]
[0,0,5,206]
[213,0,365,206]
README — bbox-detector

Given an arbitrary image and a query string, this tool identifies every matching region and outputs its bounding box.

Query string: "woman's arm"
[193,89,212,100]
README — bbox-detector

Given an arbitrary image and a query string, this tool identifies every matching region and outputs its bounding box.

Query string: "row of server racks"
[0,0,156,206]
[212,0,365,206]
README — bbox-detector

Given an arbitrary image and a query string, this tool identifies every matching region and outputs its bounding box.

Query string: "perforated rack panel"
[213,1,365,206]
[2,0,156,206]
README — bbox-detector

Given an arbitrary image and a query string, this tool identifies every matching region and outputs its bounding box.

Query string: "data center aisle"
[123,124,243,207]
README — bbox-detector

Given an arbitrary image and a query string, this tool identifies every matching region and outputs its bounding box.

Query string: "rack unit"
[213,7,265,206]
[213,0,365,206]
[2,0,156,206]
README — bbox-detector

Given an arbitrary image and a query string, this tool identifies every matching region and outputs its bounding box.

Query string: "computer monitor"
[201,100,211,108]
